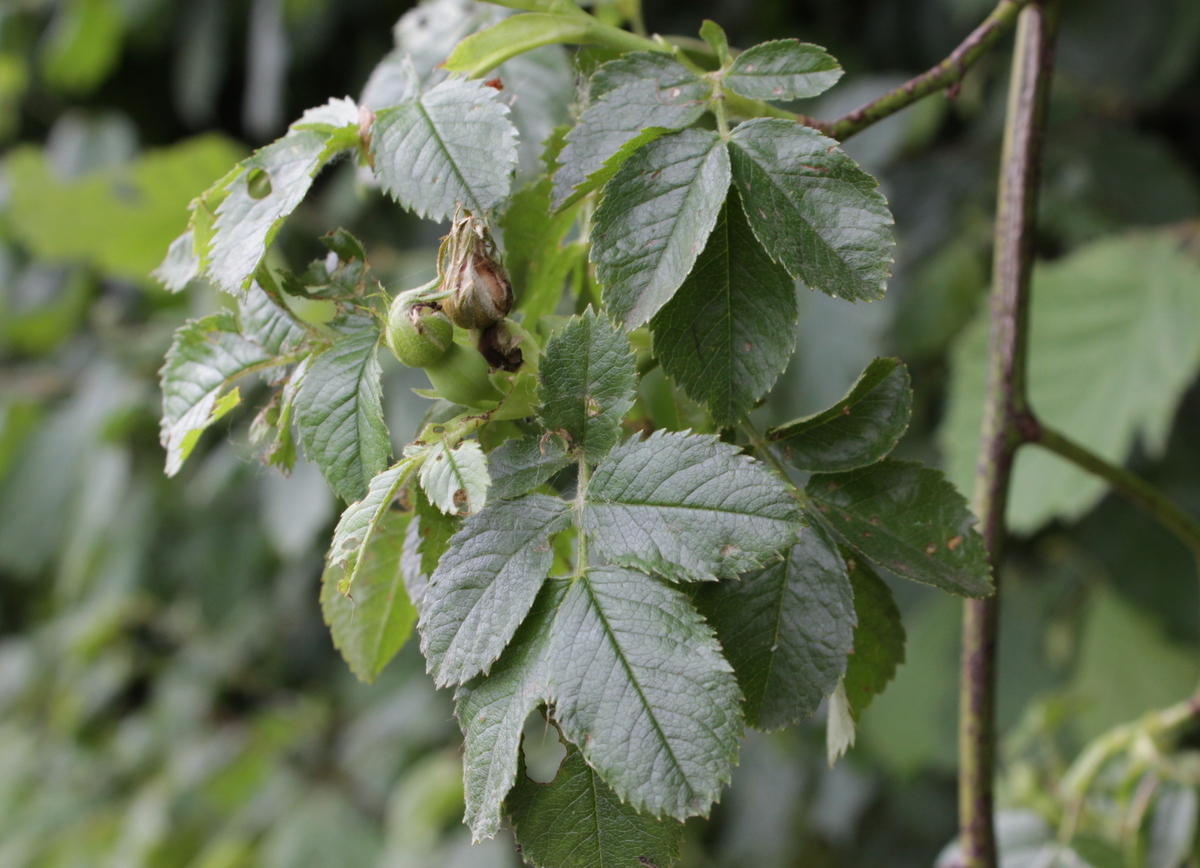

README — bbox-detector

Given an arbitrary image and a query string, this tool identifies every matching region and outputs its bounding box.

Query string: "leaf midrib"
[581,574,694,809]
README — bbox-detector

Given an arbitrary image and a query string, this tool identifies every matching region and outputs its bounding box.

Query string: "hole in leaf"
[521,710,566,783]
[247,167,272,200]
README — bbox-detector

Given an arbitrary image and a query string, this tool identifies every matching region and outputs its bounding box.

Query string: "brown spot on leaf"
[453,488,470,513]
[484,77,503,90]
[869,515,880,525]
[924,542,937,555]
[947,535,963,551]
[586,395,601,417]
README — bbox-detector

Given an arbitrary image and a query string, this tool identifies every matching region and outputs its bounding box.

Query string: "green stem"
[1031,423,1200,559]
[959,3,1060,866]
[711,76,730,137]
[1058,686,1200,843]
[573,456,590,579]
[740,417,793,484]
[826,0,1033,140]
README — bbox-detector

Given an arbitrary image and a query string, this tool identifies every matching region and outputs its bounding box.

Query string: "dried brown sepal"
[473,320,524,372]
[439,211,513,330]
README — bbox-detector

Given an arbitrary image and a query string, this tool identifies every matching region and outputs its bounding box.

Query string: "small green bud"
[384,292,453,368]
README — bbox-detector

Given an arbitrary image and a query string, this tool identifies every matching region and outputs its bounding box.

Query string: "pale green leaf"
[1147,783,1197,868]
[5,135,243,284]
[725,40,843,101]
[295,320,391,503]
[419,439,490,516]
[729,119,894,302]
[321,510,417,683]
[553,52,711,208]
[442,13,593,77]
[155,230,199,292]
[359,49,419,110]
[454,581,564,841]
[806,459,992,597]
[592,129,731,328]
[696,522,854,730]
[160,309,276,476]
[419,494,570,687]
[825,680,856,766]
[1070,588,1200,742]
[327,458,420,596]
[699,20,730,65]
[942,230,1200,532]
[650,192,797,426]
[237,282,307,357]
[584,430,800,582]
[207,100,360,293]
[769,357,911,472]
[548,566,742,819]
[539,309,637,462]
[486,435,571,500]
[371,78,518,221]
[507,738,683,868]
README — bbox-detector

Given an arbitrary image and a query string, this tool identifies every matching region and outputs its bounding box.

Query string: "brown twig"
[821,0,1033,140]
[957,2,1060,866]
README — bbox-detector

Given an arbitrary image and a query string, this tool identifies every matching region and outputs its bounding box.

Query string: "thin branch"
[1057,686,1200,843]
[824,0,1033,140]
[958,3,1060,867]
[1031,423,1200,559]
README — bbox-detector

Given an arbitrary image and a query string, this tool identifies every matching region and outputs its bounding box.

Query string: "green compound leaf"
[294,320,391,503]
[327,458,420,596]
[806,459,992,598]
[160,309,276,476]
[725,39,843,101]
[237,282,308,357]
[841,551,905,722]
[507,737,684,868]
[729,118,894,302]
[592,129,731,329]
[454,581,564,842]
[584,430,801,582]
[650,192,797,426]
[487,435,571,500]
[548,566,742,820]
[419,494,570,688]
[321,509,417,683]
[553,52,712,208]
[205,99,360,294]
[419,439,490,516]
[539,309,637,462]
[442,13,593,78]
[769,357,912,472]
[371,77,518,221]
[695,522,854,730]
[942,229,1200,533]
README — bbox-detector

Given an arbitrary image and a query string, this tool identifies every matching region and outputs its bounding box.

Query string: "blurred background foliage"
[0,0,1198,865]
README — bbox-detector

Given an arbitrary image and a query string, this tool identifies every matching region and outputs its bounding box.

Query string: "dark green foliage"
[539,308,637,461]
[507,739,684,868]
[842,553,906,721]
[698,522,855,729]
[807,460,993,597]
[651,194,798,426]
[770,357,912,472]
